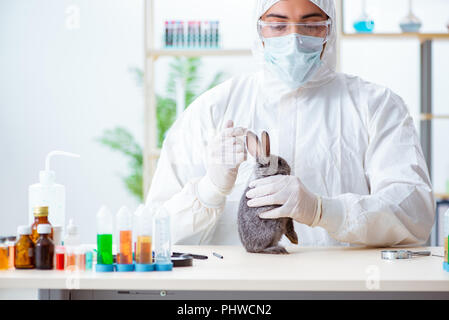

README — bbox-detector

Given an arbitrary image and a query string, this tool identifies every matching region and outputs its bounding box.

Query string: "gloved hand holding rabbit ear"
[204,120,248,195]
[246,159,323,228]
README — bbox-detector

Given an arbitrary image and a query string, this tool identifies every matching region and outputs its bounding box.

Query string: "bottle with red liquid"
[55,246,65,270]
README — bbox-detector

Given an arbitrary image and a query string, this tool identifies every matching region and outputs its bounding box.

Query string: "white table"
[0,246,448,300]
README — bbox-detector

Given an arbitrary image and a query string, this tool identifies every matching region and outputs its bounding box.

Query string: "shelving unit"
[143,0,252,196]
[340,0,449,245]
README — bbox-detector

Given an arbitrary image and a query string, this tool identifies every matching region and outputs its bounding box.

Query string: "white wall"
[1,0,448,243]
[0,0,144,243]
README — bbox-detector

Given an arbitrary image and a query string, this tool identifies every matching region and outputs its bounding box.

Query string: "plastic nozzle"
[39,150,80,185]
[45,150,80,172]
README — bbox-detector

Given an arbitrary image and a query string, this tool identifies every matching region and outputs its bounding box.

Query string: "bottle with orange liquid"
[0,240,8,270]
[6,236,16,270]
[64,219,79,271]
[135,205,154,272]
[31,206,53,244]
[14,226,35,269]
[116,206,134,272]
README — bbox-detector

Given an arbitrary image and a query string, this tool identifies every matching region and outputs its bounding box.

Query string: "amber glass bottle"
[31,206,53,244]
[35,224,54,270]
[0,242,8,270]
[15,226,35,269]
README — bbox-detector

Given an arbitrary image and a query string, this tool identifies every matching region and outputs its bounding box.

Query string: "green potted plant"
[98,57,225,202]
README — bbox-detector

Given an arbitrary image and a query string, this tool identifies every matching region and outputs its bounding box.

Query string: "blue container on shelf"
[353,0,375,33]
[399,0,422,33]
[400,22,421,33]
[353,19,375,33]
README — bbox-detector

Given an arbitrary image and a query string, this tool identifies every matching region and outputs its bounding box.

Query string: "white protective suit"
[146,0,435,247]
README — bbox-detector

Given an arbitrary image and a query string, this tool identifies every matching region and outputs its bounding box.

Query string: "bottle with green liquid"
[96,206,114,272]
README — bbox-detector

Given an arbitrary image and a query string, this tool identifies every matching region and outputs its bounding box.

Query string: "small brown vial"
[15,226,35,269]
[35,224,54,270]
[31,206,53,244]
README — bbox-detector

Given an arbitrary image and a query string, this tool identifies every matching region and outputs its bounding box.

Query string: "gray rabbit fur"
[238,130,298,254]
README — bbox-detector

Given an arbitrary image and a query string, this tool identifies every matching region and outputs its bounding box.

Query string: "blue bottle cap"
[444,262,449,272]
[135,263,156,272]
[155,262,173,271]
[95,264,114,272]
[116,263,135,272]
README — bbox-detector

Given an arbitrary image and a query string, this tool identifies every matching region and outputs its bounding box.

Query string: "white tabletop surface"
[0,246,447,292]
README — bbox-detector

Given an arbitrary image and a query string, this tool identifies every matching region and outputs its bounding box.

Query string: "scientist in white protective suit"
[146,0,435,247]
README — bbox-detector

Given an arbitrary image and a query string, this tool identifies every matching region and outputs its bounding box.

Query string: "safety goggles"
[258,19,331,41]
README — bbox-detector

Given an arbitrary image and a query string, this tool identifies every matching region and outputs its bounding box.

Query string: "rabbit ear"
[246,131,261,159]
[261,131,270,158]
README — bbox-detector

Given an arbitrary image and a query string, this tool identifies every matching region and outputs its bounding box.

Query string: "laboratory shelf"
[420,114,449,120]
[435,193,449,200]
[341,32,449,42]
[147,49,252,59]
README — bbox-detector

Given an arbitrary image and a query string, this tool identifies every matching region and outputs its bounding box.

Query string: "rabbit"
[238,130,298,254]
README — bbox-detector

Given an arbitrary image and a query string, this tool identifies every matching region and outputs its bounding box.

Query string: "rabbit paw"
[261,246,288,254]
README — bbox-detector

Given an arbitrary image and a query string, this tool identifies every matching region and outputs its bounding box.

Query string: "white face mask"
[263,33,324,89]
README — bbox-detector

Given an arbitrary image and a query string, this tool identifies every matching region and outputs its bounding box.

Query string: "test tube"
[75,246,85,271]
[6,236,16,270]
[116,206,133,271]
[135,205,153,271]
[85,246,93,271]
[187,21,192,47]
[202,21,209,48]
[180,21,185,47]
[65,246,76,271]
[195,21,200,47]
[176,21,183,48]
[164,21,168,47]
[153,206,173,271]
[168,20,174,47]
[214,21,220,48]
[96,206,113,272]
[444,208,449,272]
